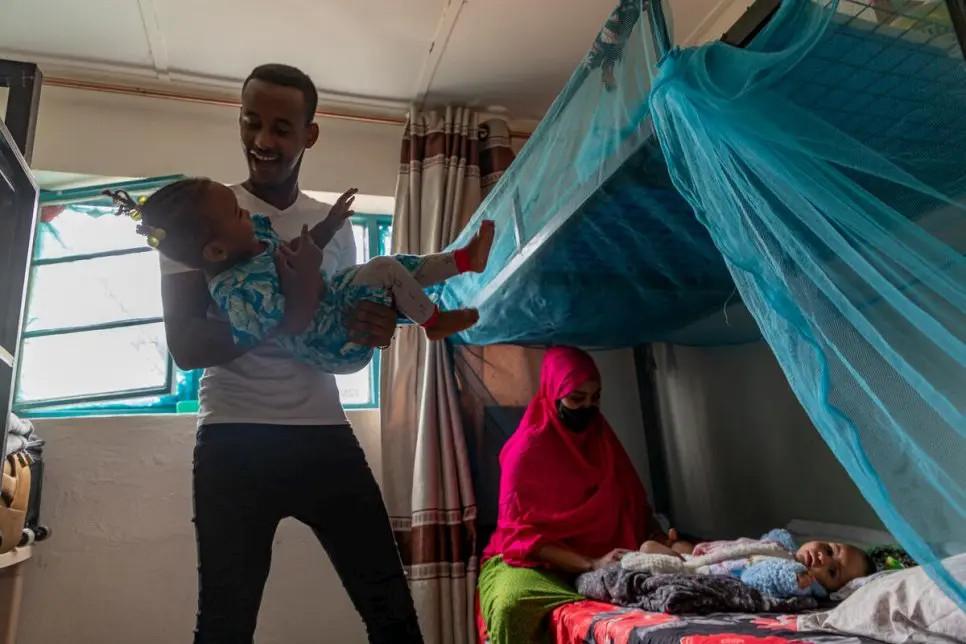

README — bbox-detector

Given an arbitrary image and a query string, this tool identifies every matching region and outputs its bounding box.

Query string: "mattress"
[550,600,885,644]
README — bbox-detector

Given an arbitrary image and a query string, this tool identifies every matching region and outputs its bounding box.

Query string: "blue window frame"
[14,177,392,418]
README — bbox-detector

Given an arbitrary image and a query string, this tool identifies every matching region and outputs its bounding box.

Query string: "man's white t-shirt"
[159,184,356,427]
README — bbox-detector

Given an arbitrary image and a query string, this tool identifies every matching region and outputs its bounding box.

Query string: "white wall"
[30,85,404,195]
[650,342,884,540]
[590,350,652,497]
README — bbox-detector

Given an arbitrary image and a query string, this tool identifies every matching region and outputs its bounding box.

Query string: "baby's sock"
[453,248,472,274]
[420,306,441,329]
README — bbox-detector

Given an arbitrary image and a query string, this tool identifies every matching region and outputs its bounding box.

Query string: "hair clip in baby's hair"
[147,229,166,248]
[129,197,150,221]
[134,223,166,248]
[106,189,165,249]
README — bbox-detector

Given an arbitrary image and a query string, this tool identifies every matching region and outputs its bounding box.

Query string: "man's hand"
[309,188,358,250]
[346,300,396,348]
[276,225,324,334]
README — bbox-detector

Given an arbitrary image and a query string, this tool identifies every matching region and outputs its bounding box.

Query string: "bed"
[437,0,966,350]
[549,550,966,644]
[550,601,881,644]
[545,521,898,643]
[465,0,966,639]
[476,520,900,644]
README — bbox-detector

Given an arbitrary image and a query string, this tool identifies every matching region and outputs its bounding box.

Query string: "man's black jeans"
[192,423,423,643]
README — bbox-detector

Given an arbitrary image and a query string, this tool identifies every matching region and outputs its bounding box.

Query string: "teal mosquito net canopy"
[440,0,966,609]
[650,0,966,607]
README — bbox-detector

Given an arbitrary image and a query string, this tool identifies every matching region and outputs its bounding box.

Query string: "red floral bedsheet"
[550,601,881,644]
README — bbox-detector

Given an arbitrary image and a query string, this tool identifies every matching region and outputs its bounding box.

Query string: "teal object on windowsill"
[176,400,200,414]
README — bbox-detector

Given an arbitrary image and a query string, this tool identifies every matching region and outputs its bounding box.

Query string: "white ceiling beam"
[136,0,171,81]
[413,0,468,107]
[0,49,413,118]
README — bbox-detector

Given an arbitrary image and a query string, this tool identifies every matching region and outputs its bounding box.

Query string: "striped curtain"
[380,107,516,644]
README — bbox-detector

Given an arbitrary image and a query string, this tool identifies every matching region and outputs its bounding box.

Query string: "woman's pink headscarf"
[483,346,660,568]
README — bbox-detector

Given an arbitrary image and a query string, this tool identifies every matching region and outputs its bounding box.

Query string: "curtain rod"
[44,77,533,140]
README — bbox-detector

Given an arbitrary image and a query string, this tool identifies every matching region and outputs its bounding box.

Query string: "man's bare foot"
[465,220,495,273]
[425,309,480,341]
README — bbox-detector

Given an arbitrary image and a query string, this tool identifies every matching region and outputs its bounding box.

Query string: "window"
[14,178,393,417]
[335,214,393,407]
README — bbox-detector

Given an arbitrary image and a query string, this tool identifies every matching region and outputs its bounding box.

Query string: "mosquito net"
[441,0,966,608]
[649,0,966,607]
[437,0,751,348]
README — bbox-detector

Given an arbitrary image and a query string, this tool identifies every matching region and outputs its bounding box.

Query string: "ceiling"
[1,0,727,122]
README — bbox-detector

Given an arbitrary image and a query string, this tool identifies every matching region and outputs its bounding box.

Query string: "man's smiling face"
[239,78,318,188]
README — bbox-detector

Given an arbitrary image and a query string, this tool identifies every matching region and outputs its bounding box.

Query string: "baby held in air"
[625,529,873,600]
[108,179,493,374]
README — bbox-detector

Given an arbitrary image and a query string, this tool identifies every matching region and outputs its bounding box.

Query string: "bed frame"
[0,60,42,461]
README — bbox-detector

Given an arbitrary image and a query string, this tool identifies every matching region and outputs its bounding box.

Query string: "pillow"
[798,554,966,643]
[829,569,898,602]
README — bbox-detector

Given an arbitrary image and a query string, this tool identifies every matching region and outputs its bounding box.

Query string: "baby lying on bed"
[624,529,873,600]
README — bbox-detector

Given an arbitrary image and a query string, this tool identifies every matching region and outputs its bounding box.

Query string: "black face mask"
[556,401,599,433]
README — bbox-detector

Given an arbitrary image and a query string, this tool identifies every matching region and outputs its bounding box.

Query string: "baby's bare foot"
[425,309,480,341]
[465,220,495,273]
[639,540,682,558]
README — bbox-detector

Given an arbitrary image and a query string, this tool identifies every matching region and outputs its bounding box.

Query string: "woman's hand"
[591,548,631,570]
[346,300,397,348]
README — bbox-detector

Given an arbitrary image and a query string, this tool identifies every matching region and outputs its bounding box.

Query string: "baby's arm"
[291,188,357,252]
[739,559,826,599]
[275,229,324,335]
[760,528,799,553]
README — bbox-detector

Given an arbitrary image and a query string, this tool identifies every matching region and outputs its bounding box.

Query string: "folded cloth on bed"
[575,563,818,614]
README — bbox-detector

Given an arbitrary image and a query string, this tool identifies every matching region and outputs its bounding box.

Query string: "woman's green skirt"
[478,556,584,644]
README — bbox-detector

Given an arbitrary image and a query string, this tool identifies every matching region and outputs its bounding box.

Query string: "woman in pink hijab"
[477,346,669,643]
